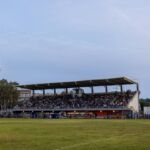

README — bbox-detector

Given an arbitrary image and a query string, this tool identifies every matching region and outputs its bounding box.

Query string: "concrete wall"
[128,92,140,113]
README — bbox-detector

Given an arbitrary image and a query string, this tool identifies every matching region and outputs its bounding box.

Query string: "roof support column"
[54,88,56,95]
[120,85,123,93]
[43,89,45,96]
[136,84,139,92]
[91,86,94,94]
[65,88,68,94]
[105,86,108,93]
[32,90,35,97]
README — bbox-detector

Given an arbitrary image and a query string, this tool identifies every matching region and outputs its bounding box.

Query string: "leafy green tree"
[0,79,19,110]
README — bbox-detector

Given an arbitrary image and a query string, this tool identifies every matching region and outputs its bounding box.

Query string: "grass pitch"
[0,119,150,150]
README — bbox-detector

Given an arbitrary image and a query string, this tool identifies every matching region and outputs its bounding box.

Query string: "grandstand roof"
[18,77,138,90]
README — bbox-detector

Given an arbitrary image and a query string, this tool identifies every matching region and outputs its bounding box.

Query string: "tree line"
[0,79,19,110]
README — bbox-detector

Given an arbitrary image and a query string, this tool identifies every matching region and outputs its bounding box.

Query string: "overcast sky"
[0,0,150,98]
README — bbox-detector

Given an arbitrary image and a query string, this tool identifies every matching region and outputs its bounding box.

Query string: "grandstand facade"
[14,77,140,119]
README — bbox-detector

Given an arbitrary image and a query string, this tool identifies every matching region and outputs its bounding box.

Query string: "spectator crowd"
[14,91,135,110]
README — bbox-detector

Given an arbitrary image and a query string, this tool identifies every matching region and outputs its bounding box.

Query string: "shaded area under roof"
[18,77,138,90]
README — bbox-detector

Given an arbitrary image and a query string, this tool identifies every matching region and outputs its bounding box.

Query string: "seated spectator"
[14,91,135,110]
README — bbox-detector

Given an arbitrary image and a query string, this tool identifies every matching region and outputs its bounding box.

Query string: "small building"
[144,107,150,115]
[17,88,31,101]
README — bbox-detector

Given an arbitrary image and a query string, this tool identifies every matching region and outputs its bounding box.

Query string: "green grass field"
[0,119,150,150]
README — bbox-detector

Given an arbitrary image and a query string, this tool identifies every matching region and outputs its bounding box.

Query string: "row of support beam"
[32,84,139,97]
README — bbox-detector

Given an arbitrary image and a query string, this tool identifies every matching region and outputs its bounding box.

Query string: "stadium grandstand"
[13,77,140,119]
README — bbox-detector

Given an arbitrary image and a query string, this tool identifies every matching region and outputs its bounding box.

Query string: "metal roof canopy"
[18,77,138,90]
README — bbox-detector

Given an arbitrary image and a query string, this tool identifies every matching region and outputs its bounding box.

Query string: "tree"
[0,79,19,110]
